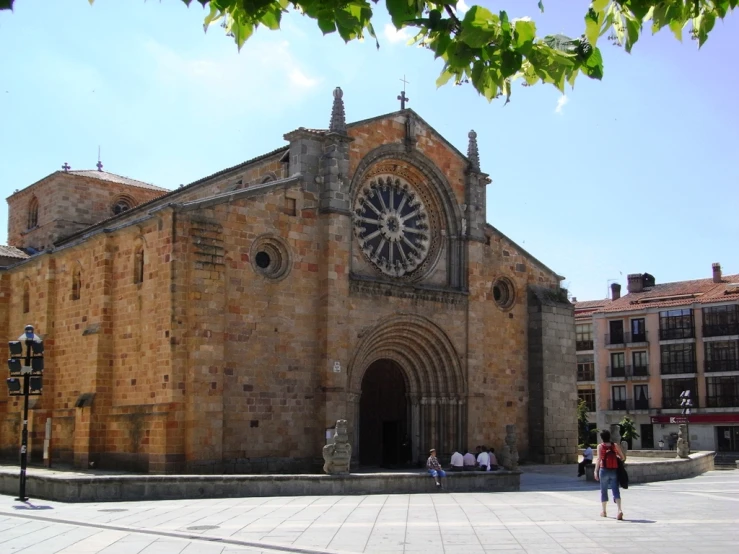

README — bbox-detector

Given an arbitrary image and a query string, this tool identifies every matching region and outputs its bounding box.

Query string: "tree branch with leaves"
[2,1,736,102]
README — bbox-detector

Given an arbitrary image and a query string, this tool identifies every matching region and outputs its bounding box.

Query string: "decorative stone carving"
[500,424,519,470]
[677,424,690,459]
[467,130,480,171]
[353,175,431,277]
[322,419,352,474]
[329,87,347,134]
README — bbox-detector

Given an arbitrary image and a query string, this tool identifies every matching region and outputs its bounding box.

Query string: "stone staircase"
[714,451,739,469]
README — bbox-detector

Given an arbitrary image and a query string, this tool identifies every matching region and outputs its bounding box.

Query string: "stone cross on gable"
[397,75,410,109]
[62,162,70,172]
[96,160,103,171]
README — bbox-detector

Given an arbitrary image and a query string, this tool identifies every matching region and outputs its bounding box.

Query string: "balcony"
[703,323,739,338]
[627,331,648,344]
[607,365,626,379]
[705,395,739,408]
[660,361,697,375]
[632,397,651,410]
[626,364,650,379]
[609,399,627,410]
[659,327,695,341]
[662,396,700,409]
[605,332,625,346]
[577,367,595,382]
[576,340,594,351]
[705,359,739,373]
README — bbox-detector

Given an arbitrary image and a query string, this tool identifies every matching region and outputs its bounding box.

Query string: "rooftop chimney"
[571,296,577,303]
[627,274,644,294]
[611,283,621,300]
[712,263,722,283]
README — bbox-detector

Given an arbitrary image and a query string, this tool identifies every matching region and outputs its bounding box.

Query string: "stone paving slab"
[0,465,737,553]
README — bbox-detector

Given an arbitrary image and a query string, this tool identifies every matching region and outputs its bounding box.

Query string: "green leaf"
[500,50,522,77]
[513,18,536,53]
[386,0,419,27]
[624,16,640,53]
[0,0,15,8]
[436,69,454,87]
[583,47,603,79]
[585,7,600,45]
[538,0,544,13]
[459,6,499,48]
[668,18,683,42]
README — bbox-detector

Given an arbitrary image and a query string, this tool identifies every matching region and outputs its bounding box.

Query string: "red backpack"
[602,443,619,469]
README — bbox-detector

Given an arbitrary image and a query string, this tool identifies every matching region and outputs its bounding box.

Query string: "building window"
[703,305,739,337]
[631,351,649,377]
[630,318,646,343]
[27,196,39,229]
[706,376,739,408]
[284,197,297,216]
[576,324,593,351]
[577,355,594,381]
[660,343,696,375]
[578,388,596,412]
[112,198,133,215]
[662,378,697,409]
[492,278,516,310]
[609,352,625,378]
[22,282,30,313]
[634,384,649,409]
[133,247,144,284]
[659,308,694,340]
[611,385,626,410]
[72,269,81,301]
[607,320,624,345]
[705,340,739,373]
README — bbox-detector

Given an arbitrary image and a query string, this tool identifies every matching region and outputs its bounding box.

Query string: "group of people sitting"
[426,446,500,487]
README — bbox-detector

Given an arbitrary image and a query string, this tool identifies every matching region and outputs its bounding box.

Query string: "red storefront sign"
[650,413,739,424]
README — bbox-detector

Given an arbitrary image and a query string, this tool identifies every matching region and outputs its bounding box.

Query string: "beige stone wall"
[7,173,166,251]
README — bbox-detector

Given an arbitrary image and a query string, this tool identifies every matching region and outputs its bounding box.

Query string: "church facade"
[0,89,576,474]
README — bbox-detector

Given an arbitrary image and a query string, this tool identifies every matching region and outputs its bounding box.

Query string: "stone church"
[0,89,576,474]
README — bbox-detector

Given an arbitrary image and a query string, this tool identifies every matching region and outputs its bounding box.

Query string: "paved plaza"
[1,465,738,554]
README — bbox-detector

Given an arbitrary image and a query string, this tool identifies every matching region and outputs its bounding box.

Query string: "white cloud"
[555,95,569,114]
[142,39,320,111]
[456,1,469,15]
[384,23,410,44]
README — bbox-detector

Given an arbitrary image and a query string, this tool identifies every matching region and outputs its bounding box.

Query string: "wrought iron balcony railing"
[705,395,739,408]
[662,396,699,409]
[659,327,695,341]
[576,340,594,351]
[703,323,739,338]
[705,359,739,373]
[660,361,697,375]
[607,365,626,379]
[626,364,649,378]
[627,331,648,344]
[609,399,627,410]
[605,332,625,346]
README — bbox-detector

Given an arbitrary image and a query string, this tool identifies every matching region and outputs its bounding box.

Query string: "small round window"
[250,235,291,281]
[492,278,515,310]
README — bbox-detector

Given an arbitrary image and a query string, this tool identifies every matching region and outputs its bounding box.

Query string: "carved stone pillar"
[411,395,421,464]
[347,391,361,464]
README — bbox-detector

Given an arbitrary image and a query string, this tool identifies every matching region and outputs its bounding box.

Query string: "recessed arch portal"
[349,314,467,465]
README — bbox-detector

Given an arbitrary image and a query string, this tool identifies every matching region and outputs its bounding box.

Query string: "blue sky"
[1,1,737,300]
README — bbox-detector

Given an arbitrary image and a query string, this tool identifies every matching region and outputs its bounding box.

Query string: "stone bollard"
[500,424,519,471]
[322,419,352,474]
[585,463,595,482]
[676,424,690,459]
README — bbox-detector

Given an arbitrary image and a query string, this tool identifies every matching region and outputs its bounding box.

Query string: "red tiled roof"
[594,274,739,313]
[0,245,29,259]
[575,298,612,320]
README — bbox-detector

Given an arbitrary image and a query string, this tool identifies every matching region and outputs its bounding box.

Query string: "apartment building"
[576,264,739,452]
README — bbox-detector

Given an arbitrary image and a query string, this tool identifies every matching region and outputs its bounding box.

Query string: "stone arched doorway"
[358,359,409,467]
[349,314,466,466]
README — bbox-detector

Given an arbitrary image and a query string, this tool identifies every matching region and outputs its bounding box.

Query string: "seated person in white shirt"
[462,449,477,471]
[476,446,491,471]
[488,447,500,470]
[450,450,464,471]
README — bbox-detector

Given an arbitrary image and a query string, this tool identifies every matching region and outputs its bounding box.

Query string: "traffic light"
[29,376,42,395]
[680,390,692,416]
[6,378,22,396]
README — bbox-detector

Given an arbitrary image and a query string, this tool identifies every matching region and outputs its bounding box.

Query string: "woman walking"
[593,429,626,520]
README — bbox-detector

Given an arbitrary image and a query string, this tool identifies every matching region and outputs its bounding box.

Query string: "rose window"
[353,176,431,277]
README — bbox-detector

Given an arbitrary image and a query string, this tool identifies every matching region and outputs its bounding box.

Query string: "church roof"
[0,245,29,260]
[67,170,168,191]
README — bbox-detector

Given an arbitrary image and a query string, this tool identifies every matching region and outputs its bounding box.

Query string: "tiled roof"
[0,245,29,259]
[594,274,739,313]
[68,170,168,191]
[575,298,612,319]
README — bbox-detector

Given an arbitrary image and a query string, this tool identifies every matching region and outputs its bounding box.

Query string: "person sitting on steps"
[426,448,446,488]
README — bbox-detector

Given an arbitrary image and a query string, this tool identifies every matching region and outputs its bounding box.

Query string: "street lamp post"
[7,324,44,502]
[679,389,693,455]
